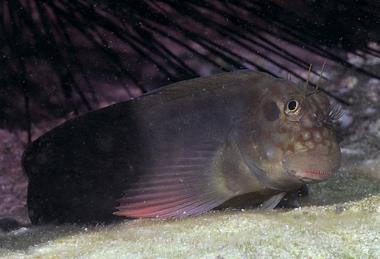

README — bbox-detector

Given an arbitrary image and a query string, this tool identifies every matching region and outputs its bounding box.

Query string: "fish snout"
[283,142,341,182]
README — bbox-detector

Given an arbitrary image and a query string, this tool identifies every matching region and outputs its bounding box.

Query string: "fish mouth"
[287,168,334,182]
[283,147,341,183]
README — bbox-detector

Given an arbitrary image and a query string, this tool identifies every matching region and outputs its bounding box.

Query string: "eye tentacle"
[328,104,343,121]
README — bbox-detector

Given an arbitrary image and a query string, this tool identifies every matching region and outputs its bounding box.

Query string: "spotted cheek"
[260,145,285,173]
[312,130,323,143]
[298,129,321,151]
[260,145,285,170]
[285,143,295,155]
[298,127,337,154]
[301,130,311,141]
[294,141,309,152]
[300,115,314,128]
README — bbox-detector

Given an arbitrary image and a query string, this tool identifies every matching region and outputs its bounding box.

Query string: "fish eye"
[285,100,300,114]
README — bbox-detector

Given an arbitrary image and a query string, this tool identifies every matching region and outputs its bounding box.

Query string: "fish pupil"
[287,100,298,111]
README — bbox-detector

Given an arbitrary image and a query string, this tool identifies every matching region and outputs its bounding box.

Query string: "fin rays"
[114,141,231,218]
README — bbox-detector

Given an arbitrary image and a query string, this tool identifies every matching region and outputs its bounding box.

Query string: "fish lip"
[287,168,334,182]
[283,147,341,183]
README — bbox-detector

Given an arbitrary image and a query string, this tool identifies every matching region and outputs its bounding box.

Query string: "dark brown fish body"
[23,70,341,223]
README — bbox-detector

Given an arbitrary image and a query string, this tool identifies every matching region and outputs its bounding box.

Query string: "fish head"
[237,78,342,188]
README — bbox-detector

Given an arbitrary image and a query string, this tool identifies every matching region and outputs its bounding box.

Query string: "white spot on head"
[302,131,311,141]
[294,142,307,152]
[264,146,282,160]
[313,131,322,142]
[305,141,314,149]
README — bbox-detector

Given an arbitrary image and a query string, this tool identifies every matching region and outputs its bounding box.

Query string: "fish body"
[23,70,341,223]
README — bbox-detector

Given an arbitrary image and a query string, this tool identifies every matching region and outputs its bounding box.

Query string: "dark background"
[1,0,379,141]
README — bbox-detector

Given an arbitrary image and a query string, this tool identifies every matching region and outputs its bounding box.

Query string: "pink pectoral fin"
[114,141,231,218]
[114,193,227,218]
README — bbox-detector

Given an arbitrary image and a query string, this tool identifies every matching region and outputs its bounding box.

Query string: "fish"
[22,70,342,224]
